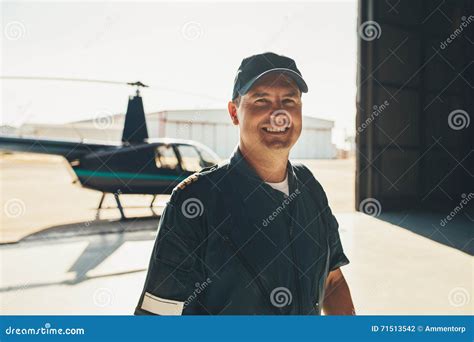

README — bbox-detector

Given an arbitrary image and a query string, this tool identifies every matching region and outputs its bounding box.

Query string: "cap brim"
[238,68,308,97]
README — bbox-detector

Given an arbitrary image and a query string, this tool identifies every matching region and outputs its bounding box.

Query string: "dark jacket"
[134,148,349,315]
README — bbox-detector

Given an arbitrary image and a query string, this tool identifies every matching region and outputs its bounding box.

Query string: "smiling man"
[135,52,355,315]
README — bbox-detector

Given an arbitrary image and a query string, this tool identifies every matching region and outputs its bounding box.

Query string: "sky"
[1,0,358,147]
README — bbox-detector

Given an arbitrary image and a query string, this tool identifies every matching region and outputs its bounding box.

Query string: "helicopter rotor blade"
[0,76,128,86]
[0,75,226,102]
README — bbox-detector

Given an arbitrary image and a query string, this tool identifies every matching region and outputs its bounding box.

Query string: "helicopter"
[0,80,220,219]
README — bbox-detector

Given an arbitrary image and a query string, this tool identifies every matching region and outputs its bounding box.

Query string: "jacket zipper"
[223,235,279,314]
[288,213,302,314]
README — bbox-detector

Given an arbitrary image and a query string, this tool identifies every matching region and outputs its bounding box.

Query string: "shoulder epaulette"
[172,164,221,192]
[173,173,200,191]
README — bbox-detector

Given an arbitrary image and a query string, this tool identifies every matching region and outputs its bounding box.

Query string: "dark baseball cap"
[232,52,308,100]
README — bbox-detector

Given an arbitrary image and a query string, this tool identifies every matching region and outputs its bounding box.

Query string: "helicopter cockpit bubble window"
[176,145,202,172]
[155,144,179,169]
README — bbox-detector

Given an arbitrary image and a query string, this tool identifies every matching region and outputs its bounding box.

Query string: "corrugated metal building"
[13,109,337,159]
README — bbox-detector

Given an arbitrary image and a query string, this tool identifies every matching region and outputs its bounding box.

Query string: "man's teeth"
[265,127,288,132]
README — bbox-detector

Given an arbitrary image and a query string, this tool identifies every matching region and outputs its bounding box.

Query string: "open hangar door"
[356,0,473,213]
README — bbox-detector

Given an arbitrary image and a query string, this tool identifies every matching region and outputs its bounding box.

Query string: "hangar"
[11,109,337,159]
[356,0,473,212]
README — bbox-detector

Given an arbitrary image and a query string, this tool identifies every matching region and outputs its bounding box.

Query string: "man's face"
[229,73,303,153]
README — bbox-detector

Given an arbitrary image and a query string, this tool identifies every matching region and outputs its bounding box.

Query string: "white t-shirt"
[265,172,289,196]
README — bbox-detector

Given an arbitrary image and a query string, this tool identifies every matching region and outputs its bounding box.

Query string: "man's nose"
[269,99,285,112]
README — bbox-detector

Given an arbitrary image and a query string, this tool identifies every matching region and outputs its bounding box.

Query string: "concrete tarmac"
[1,153,472,315]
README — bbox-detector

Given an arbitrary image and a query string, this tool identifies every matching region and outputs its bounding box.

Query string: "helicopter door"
[195,146,219,168]
[154,145,179,170]
[175,145,203,172]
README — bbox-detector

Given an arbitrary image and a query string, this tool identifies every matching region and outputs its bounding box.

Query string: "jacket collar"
[228,146,300,199]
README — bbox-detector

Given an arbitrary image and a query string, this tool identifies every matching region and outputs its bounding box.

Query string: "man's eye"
[283,99,296,104]
[255,99,268,104]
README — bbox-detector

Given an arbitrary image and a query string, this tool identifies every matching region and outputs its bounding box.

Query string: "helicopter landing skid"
[113,192,126,220]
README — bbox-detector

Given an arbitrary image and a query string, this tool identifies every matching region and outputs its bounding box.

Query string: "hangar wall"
[155,109,337,159]
[356,0,473,210]
[14,109,337,159]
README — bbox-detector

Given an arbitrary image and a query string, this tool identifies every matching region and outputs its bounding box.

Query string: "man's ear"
[227,101,239,125]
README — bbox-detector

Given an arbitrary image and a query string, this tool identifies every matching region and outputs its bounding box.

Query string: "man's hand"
[322,268,355,315]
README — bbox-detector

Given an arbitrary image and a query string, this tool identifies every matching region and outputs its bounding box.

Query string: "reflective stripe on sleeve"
[141,292,184,315]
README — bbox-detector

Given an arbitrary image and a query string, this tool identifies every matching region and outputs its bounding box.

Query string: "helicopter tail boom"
[0,136,118,161]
